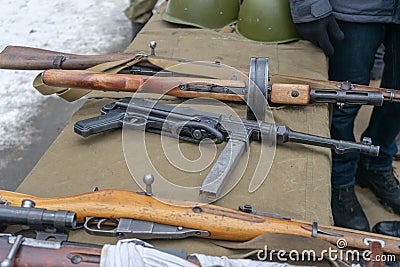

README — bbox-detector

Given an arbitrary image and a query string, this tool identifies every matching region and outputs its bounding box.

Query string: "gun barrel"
[275,125,380,156]
[0,205,77,230]
[310,88,385,106]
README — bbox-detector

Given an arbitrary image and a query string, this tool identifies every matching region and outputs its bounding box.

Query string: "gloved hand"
[295,14,344,57]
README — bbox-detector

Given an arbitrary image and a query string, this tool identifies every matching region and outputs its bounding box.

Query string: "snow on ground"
[0,0,131,150]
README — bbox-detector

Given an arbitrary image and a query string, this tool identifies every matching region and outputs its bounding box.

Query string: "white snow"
[0,0,131,150]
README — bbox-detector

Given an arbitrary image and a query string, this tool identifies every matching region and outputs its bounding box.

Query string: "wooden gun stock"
[1,189,399,255]
[0,236,201,267]
[41,69,246,101]
[0,236,102,266]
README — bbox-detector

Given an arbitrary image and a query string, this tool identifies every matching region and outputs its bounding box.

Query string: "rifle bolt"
[149,41,157,56]
[143,174,154,196]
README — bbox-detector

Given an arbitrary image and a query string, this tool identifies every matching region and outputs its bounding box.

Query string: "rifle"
[0,234,199,267]
[73,98,379,199]
[0,185,399,256]
[1,45,399,106]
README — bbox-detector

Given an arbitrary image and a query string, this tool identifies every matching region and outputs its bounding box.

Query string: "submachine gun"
[74,97,379,199]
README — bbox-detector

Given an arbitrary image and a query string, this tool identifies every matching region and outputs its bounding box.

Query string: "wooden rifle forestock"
[0,189,399,255]
[273,73,400,101]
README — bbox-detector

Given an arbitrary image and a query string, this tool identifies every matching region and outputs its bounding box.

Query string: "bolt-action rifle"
[0,185,399,256]
[1,45,399,105]
[73,98,379,199]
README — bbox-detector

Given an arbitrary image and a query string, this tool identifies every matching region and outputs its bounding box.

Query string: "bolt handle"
[143,174,154,196]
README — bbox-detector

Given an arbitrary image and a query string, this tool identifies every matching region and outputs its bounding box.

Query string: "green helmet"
[236,0,300,43]
[162,0,240,30]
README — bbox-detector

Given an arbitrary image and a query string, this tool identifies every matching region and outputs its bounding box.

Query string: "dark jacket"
[290,0,400,24]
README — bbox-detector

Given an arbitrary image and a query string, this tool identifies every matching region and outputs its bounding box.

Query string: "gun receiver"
[74,98,379,199]
[0,188,399,255]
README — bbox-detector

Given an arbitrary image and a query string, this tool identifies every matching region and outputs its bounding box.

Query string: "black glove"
[295,14,344,57]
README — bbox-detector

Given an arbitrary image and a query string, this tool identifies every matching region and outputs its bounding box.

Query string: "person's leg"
[370,44,385,80]
[329,21,385,231]
[124,0,158,40]
[394,133,400,160]
[357,23,400,214]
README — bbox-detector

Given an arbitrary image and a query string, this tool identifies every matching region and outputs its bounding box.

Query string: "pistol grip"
[74,109,125,137]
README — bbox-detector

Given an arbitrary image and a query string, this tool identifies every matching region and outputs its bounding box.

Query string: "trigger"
[97,218,108,229]
[96,218,119,229]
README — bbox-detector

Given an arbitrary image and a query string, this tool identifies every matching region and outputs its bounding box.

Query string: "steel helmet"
[236,0,300,43]
[162,0,240,30]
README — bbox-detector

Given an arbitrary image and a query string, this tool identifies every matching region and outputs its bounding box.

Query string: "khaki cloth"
[125,0,158,24]
[16,6,332,257]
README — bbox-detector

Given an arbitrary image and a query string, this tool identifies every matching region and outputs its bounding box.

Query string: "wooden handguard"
[275,73,400,101]
[41,69,246,101]
[1,189,399,255]
[270,84,311,105]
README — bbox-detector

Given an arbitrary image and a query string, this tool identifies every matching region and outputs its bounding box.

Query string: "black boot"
[372,221,400,266]
[373,221,400,237]
[356,167,400,214]
[131,22,145,41]
[331,186,370,231]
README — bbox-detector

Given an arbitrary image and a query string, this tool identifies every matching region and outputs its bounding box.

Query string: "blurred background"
[0,0,132,190]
